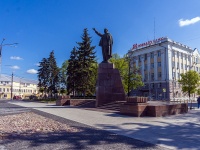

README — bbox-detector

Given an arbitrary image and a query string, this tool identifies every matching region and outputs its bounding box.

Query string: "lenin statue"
[93,28,113,63]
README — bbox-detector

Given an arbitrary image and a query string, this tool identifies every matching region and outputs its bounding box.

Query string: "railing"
[172,97,197,103]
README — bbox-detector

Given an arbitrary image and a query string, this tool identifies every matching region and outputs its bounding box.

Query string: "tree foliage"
[67,47,78,95]
[60,60,68,89]
[37,50,60,97]
[48,50,60,96]
[37,58,49,94]
[110,53,144,94]
[67,28,96,96]
[178,70,200,108]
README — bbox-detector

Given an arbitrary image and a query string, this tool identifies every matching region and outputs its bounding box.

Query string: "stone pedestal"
[56,95,70,106]
[120,103,148,117]
[96,62,125,107]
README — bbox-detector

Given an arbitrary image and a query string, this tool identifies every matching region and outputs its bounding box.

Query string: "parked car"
[13,95,22,100]
[29,95,38,100]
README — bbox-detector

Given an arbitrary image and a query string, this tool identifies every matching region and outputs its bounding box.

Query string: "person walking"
[197,96,200,109]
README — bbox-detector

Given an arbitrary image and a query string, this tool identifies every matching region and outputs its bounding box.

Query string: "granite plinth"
[96,62,125,107]
[120,103,147,117]
[120,101,188,117]
[56,95,70,106]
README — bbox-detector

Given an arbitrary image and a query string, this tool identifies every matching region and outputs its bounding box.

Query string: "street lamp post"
[0,39,18,76]
[11,72,13,100]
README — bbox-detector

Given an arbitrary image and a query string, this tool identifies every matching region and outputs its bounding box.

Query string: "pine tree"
[60,60,68,89]
[76,28,96,96]
[37,58,49,96]
[67,47,78,96]
[48,50,60,97]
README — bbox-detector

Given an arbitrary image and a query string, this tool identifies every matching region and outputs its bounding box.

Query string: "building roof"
[0,74,38,85]
[129,37,195,52]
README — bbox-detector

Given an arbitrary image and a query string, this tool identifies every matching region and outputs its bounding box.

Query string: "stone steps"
[97,101,126,111]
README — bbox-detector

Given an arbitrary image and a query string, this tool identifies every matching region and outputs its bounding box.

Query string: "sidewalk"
[10,101,200,150]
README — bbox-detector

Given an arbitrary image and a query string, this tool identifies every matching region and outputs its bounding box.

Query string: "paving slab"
[10,100,200,150]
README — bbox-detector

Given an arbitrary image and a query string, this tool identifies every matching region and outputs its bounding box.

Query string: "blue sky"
[0,0,200,80]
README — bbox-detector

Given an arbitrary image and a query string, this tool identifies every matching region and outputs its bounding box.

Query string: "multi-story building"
[0,74,38,99]
[127,37,200,101]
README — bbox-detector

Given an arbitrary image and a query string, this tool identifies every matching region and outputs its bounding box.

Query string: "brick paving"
[0,100,168,150]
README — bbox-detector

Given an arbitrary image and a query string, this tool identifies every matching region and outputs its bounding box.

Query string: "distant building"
[127,37,200,101]
[0,74,38,99]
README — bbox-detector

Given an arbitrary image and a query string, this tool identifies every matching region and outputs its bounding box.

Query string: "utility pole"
[0,39,18,76]
[11,72,13,100]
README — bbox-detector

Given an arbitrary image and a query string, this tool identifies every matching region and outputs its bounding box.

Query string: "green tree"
[178,70,200,109]
[48,50,60,97]
[76,28,96,96]
[37,58,49,96]
[88,62,98,95]
[67,47,78,96]
[60,60,68,89]
[110,53,143,94]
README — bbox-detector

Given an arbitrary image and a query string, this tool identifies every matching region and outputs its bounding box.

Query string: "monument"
[93,28,125,107]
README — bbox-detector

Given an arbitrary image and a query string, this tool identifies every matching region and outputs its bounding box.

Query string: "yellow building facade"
[0,74,38,99]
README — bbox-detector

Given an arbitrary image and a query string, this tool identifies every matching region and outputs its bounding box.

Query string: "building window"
[151,53,154,59]
[144,64,148,70]
[7,88,9,92]
[185,54,187,60]
[188,56,190,61]
[172,61,175,68]
[181,53,183,59]
[158,72,162,78]
[172,51,175,57]
[158,83,162,88]
[157,51,161,57]
[172,72,175,78]
[185,64,187,70]
[151,63,154,69]
[177,62,179,69]
[150,83,154,88]
[177,52,179,58]
[196,67,198,71]
[145,74,148,80]
[0,88,1,92]
[178,73,180,79]
[181,63,183,69]
[144,54,147,60]
[151,73,154,80]
[157,62,161,67]
[139,55,141,62]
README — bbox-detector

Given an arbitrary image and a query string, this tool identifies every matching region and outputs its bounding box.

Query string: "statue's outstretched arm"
[93,28,102,37]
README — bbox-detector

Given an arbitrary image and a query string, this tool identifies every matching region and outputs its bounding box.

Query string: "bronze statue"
[93,28,113,63]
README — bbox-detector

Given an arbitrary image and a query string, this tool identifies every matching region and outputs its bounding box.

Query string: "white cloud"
[27,69,38,74]
[10,65,20,70]
[10,56,23,60]
[179,17,200,27]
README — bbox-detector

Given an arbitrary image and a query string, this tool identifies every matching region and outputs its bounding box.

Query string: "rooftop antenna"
[154,17,156,40]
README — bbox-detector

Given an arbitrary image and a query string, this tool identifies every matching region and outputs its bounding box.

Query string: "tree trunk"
[189,92,192,109]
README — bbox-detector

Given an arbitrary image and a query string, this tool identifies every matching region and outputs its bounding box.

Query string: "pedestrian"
[197,96,200,109]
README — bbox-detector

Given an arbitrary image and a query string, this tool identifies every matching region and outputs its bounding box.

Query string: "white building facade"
[0,74,38,99]
[128,37,200,101]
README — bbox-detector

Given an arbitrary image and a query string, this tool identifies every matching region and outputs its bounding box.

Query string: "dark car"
[13,95,22,100]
